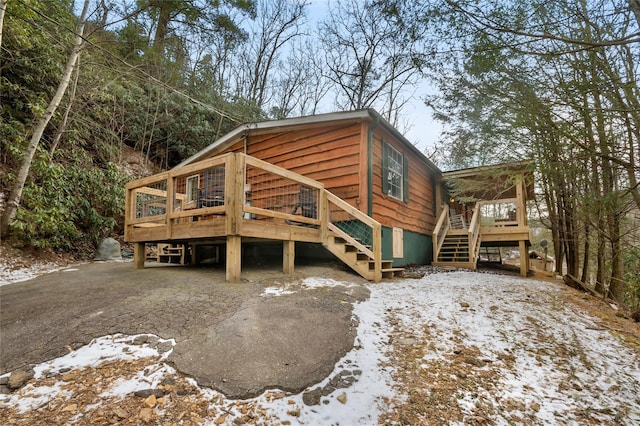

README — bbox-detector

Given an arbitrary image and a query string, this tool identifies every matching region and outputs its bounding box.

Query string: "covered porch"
[432,161,534,276]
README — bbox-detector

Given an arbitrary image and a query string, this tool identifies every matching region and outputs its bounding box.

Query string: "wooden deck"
[432,200,532,276]
[125,153,402,282]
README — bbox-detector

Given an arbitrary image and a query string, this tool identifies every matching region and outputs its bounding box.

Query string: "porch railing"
[326,191,382,282]
[432,205,450,261]
[432,202,481,268]
[125,152,383,280]
[468,203,482,266]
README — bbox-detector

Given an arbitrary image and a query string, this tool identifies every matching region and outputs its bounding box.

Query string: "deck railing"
[432,205,450,261]
[125,153,383,280]
[326,191,382,282]
[467,203,482,266]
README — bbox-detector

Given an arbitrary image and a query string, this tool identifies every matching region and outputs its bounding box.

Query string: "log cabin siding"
[245,123,363,205]
[371,129,436,236]
[187,116,437,238]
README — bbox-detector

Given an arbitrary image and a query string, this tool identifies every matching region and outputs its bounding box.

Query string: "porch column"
[226,236,241,283]
[133,242,145,269]
[519,240,528,277]
[283,240,295,274]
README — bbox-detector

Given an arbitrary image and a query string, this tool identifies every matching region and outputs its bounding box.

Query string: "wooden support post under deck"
[283,240,295,274]
[226,235,241,283]
[133,242,145,269]
[519,240,528,277]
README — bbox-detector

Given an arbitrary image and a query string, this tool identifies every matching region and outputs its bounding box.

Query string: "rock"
[7,369,34,390]
[397,338,417,346]
[139,407,154,423]
[133,335,149,345]
[302,388,323,406]
[112,407,128,419]
[337,392,347,404]
[460,302,470,308]
[61,404,77,412]
[143,394,157,408]
[0,376,8,385]
[95,237,122,261]
[287,407,301,417]
[157,340,174,353]
[134,389,164,398]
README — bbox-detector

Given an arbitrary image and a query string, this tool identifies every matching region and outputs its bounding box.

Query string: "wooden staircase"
[432,205,482,271]
[438,233,470,263]
[324,233,403,281]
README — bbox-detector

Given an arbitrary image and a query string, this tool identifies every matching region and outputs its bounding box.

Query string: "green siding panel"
[382,226,433,267]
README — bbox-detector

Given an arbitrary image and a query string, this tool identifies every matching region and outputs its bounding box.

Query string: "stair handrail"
[468,202,482,267]
[433,205,450,261]
[325,190,382,282]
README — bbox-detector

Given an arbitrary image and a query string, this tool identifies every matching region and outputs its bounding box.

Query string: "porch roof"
[443,160,535,201]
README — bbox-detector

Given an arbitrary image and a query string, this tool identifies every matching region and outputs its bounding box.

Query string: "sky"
[305,0,444,153]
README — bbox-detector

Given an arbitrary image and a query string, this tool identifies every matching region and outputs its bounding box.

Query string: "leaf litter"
[1,267,639,425]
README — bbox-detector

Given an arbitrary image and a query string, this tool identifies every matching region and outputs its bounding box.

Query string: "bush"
[9,148,130,254]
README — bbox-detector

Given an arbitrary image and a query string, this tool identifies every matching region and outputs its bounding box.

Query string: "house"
[124,109,533,282]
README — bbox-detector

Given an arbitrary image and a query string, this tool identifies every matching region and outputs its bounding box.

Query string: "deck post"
[133,242,145,269]
[283,240,295,274]
[226,235,241,283]
[319,189,328,243]
[519,240,528,277]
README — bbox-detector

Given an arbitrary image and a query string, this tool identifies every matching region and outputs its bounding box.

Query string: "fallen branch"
[563,274,600,298]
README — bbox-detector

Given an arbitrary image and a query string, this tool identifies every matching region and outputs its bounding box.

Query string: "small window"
[186,175,200,203]
[382,141,409,202]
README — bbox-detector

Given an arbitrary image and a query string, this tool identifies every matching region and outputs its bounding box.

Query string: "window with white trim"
[186,174,200,203]
[382,141,409,202]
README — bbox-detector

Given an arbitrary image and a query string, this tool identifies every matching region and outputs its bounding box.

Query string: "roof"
[174,109,440,173]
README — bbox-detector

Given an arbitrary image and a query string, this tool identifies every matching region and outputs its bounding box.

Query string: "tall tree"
[418,0,639,301]
[319,0,426,125]
[1,0,89,238]
[235,0,308,110]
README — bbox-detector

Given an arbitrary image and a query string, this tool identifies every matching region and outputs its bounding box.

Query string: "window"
[382,141,409,202]
[186,174,200,203]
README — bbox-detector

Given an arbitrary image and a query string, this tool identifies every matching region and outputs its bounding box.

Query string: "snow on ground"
[1,270,639,425]
[0,262,70,286]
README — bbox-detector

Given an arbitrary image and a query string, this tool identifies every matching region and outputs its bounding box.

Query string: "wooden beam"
[283,240,295,274]
[226,235,241,283]
[133,243,145,269]
[519,240,528,277]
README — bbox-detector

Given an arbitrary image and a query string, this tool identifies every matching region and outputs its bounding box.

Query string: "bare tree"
[269,39,330,118]
[235,0,308,109]
[319,0,425,125]
[1,0,90,238]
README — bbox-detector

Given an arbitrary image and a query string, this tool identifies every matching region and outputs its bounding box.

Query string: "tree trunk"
[0,0,7,47]
[50,53,82,157]
[630,0,640,29]
[0,0,89,238]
